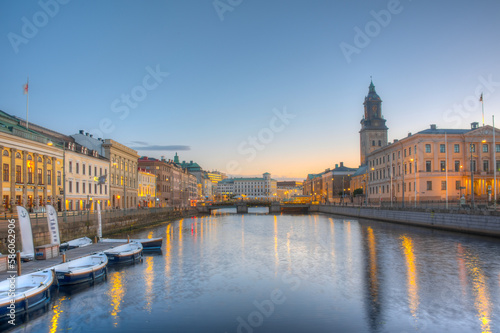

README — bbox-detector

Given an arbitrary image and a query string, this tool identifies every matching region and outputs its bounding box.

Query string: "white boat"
[50,252,108,286]
[60,237,93,252]
[100,237,163,251]
[104,241,143,265]
[16,206,35,261]
[0,270,55,319]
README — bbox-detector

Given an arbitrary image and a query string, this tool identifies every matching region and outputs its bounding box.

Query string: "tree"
[353,188,363,197]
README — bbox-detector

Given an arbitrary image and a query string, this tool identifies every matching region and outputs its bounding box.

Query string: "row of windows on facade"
[370,160,500,181]
[370,180,462,195]
[111,159,136,172]
[67,181,107,195]
[369,144,500,168]
[3,164,59,185]
[67,161,106,177]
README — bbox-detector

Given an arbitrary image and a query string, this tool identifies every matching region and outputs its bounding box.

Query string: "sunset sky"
[2,0,499,179]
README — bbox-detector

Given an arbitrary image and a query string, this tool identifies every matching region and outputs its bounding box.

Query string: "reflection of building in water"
[401,236,419,319]
[144,256,154,314]
[457,244,492,333]
[361,226,384,332]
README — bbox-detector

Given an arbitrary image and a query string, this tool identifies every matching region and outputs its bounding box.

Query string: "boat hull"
[0,271,54,319]
[105,250,142,265]
[52,253,108,286]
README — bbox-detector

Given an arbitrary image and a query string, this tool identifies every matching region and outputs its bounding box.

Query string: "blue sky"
[1,0,499,179]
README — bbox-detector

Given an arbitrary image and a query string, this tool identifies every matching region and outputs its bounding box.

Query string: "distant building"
[216,172,278,199]
[303,162,357,203]
[138,168,156,207]
[277,181,303,201]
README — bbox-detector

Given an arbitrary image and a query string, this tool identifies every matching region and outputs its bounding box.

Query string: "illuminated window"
[454,161,460,172]
[3,164,9,181]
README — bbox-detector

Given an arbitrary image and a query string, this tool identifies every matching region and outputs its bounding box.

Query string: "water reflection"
[49,296,67,333]
[457,244,493,333]
[107,271,125,327]
[8,214,500,333]
[143,256,154,314]
[401,235,419,320]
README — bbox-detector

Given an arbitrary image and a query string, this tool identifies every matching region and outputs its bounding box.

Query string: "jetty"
[0,242,126,280]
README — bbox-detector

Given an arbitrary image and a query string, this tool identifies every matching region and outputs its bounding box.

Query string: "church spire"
[369,77,376,93]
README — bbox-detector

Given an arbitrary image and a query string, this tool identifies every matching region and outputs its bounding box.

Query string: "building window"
[404,149,407,157]
[425,144,431,153]
[456,181,461,190]
[483,160,489,172]
[427,181,432,190]
[440,161,446,172]
[409,182,411,191]
[440,144,445,153]
[3,164,8,182]
[83,164,86,175]
[76,182,79,193]
[409,147,412,155]
[398,151,401,158]
[471,160,477,172]
[89,165,92,176]
[27,167,33,184]
[426,161,431,172]
[496,144,500,153]
[47,170,52,185]
[497,160,500,172]
[89,183,92,194]
[454,144,460,153]
[69,181,72,193]
[483,144,488,153]
[83,182,86,194]
[404,164,407,174]
[378,140,381,146]
[57,171,61,186]
[76,163,79,174]
[37,168,43,185]
[454,160,460,172]
[441,181,446,190]
[69,161,73,173]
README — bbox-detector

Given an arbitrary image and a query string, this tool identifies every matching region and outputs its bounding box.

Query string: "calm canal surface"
[8,210,500,332]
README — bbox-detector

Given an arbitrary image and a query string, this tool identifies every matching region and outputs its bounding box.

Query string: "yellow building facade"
[367,123,500,204]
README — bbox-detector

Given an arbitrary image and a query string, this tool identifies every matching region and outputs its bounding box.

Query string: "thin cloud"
[130,145,191,151]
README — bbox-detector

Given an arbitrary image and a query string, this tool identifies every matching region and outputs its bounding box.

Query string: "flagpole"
[481,93,484,127]
[445,132,448,209]
[25,76,29,130]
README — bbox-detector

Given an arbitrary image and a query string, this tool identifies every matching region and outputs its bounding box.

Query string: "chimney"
[471,122,479,129]
[340,162,344,167]
[85,132,89,136]
[430,124,436,130]
[79,130,84,134]
[89,134,93,138]
[161,155,165,161]
[408,132,412,137]
[394,139,399,143]
[335,164,338,168]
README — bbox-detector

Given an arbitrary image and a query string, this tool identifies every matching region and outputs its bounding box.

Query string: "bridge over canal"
[196,203,314,214]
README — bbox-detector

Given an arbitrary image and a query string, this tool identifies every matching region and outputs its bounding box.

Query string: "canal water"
[6,209,500,332]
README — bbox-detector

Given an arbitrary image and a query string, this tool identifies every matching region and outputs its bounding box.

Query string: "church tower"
[359,80,388,165]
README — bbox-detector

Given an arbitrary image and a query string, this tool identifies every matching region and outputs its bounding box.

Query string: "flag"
[23,79,29,94]
[479,93,483,102]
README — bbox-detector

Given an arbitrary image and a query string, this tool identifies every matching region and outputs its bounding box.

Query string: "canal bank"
[315,204,500,237]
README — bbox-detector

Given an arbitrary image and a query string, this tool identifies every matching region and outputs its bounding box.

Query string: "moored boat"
[100,237,163,251]
[50,252,108,286]
[104,241,143,265]
[0,270,55,319]
[59,237,92,252]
